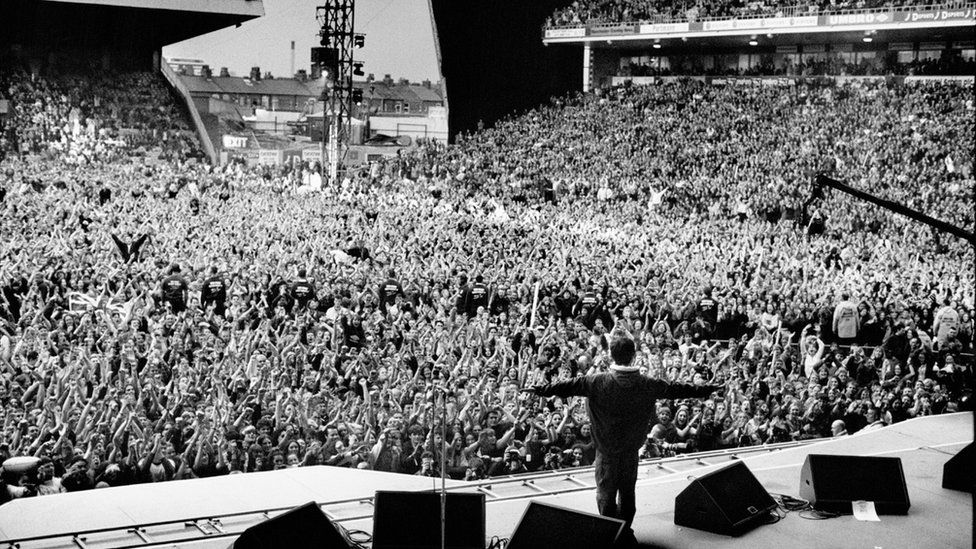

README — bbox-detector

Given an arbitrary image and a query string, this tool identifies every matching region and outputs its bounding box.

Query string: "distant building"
[180,68,445,116]
[307,74,445,116]
[182,68,318,112]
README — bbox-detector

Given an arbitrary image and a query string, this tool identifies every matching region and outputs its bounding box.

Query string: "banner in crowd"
[615,76,804,86]
[544,27,586,38]
[301,148,322,164]
[258,149,282,166]
[232,150,260,165]
[282,149,304,168]
[702,15,817,30]
[612,76,712,85]
[639,22,690,33]
[899,6,975,23]
[589,24,638,35]
[611,76,658,86]
[834,76,887,85]
[904,75,976,84]
[710,77,794,87]
[820,11,893,25]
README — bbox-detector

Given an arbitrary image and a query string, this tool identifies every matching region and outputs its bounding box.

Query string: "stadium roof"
[41,0,264,18]
[183,75,316,97]
[184,74,444,105]
[2,0,264,58]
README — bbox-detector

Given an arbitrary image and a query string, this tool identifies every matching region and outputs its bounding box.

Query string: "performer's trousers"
[594,451,639,527]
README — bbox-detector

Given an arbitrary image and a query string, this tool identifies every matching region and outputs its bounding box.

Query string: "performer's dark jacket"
[537,370,719,456]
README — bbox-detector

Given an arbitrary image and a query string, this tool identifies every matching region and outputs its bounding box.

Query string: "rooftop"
[183,74,444,104]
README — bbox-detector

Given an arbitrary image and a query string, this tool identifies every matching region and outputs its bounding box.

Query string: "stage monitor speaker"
[231,501,350,549]
[799,454,910,514]
[674,461,777,536]
[507,501,625,549]
[372,491,485,549]
[942,442,975,493]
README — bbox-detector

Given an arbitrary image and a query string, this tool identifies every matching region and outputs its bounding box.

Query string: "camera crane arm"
[815,174,976,247]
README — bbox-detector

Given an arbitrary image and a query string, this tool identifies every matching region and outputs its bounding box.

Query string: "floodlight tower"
[315,0,356,182]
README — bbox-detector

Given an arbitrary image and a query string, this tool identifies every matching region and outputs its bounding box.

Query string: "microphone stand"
[441,386,447,549]
[431,382,448,549]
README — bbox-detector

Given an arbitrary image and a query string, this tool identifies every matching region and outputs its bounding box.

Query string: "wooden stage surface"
[1,412,971,548]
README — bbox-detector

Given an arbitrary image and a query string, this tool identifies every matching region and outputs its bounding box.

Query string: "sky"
[163,0,440,82]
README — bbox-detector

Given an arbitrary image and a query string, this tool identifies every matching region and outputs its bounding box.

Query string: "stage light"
[354,34,365,48]
[749,40,758,46]
[653,40,661,49]
[353,62,365,76]
[862,36,873,42]
[352,89,364,104]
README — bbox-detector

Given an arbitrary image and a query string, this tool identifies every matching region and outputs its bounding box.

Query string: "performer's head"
[609,329,637,366]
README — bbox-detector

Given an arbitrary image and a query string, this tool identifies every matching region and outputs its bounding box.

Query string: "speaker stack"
[942,442,975,493]
[507,501,626,549]
[799,454,910,514]
[371,491,486,549]
[674,461,778,536]
[231,501,351,549]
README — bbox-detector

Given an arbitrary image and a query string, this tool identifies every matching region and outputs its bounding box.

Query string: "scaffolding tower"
[315,0,355,182]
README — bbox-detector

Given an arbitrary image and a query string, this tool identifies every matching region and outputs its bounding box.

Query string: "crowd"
[0,66,973,502]
[0,69,204,165]
[547,0,963,26]
[620,52,976,77]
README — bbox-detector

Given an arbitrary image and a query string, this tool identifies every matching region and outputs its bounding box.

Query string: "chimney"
[219,67,230,77]
[383,74,393,86]
[366,73,375,82]
[397,78,409,86]
[296,69,308,81]
[202,65,213,78]
[422,79,431,89]
[250,66,261,81]
[263,71,274,80]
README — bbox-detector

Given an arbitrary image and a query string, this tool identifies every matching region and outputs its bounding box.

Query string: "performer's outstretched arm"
[649,378,721,400]
[523,376,595,399]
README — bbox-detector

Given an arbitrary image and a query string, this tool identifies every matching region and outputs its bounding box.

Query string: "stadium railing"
[544,0,976,31]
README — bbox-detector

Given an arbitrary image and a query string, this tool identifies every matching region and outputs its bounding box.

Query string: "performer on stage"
[523,328,720,544]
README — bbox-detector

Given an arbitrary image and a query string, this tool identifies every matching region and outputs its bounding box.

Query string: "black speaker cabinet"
[507,501,625,549]
[231,501,350,549]
[942,442,975,493]
[372,491,485,549]
[674,461,777,536]
[799,454,910,514]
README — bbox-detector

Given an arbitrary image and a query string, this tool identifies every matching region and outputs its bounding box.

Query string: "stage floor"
[1,413,972,548]
[0,466,467,547]
[468,412,973,549]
